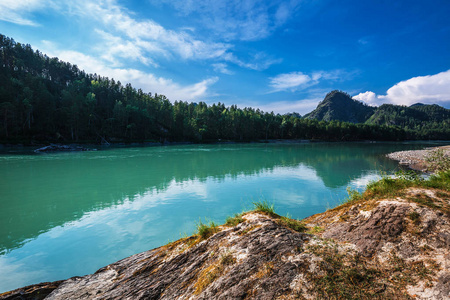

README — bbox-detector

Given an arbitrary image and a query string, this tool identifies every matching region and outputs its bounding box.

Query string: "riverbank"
[2,171,449,299]
[387,145,450,172]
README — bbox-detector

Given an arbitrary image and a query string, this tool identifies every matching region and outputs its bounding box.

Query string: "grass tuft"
[279,214,307,232]
[196,219,219,240]
[253,200,276,216]
[308,226,325,234]
[343,187,363,204]
[225,213,244,226]
[348,170,450,203]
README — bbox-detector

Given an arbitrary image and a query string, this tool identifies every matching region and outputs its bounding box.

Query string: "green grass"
[225,213,244,226]
[196,219,219,240]
[342,187,363,205]
[308,226,325,234]
[252,200,276,215]
[350,170,450,202]
[333,170,450,217]
[279,214,307,232]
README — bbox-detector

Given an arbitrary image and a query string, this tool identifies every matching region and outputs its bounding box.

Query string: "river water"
[0,141,443,292]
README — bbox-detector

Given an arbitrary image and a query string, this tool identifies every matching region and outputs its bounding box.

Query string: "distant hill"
[303,90,375,123]
[365,103,450,139]
[303,91,450,139]
[366,104,428,127]
[366,103,450,127]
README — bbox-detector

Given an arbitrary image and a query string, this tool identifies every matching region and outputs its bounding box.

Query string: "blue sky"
[1,0,450,114]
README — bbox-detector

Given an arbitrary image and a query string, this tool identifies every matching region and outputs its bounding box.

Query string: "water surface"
[0,142,442,292]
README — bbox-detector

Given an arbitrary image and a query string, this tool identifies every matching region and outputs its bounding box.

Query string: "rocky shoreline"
[33,144,96,153]
[1,175,449,299]
[387,145,450,172]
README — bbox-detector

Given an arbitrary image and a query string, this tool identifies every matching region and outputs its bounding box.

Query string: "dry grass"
[193,252,237,295]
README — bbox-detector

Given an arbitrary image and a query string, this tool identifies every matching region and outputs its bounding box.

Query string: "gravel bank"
[387,145,450,172]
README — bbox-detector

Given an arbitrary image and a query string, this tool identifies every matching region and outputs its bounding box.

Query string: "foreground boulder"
[1,188,449,299]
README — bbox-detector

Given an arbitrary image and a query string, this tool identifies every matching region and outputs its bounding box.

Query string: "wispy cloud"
[269,69,354,92]
[212,63,234,75]
[154,0,303,41]
[353,70,450,107]
[68,1,230,62]
[42,46,218,101]
[0,0,48,26]
[94,30,158,67]
[270,72,312,91]
[2,0,281,73]
[65,0,278,71]
[223,52,282,71]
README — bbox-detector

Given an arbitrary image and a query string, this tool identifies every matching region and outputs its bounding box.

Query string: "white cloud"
[269,69,353,92]
[68,1,230,62]
[354,69,450,107]
[0,0,47,26]
[65,1,277,71]
[94,30,158,67]
[3,0,279,72]
[212,63,234,75]
[352,91,380,106]
[270,72,312,91]
[45,48,218,101]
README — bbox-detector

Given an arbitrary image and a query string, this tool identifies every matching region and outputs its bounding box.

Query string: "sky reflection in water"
[0,142,441,292]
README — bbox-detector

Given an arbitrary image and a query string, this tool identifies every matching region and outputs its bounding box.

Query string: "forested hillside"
[365,103,450,139]
[304,91,450,140]
[0,34,447,144]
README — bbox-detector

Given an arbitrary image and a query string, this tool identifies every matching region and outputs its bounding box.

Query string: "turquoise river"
[0,141,445,292]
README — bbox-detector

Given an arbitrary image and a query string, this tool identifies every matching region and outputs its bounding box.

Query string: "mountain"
[303,91,450,139]
[303,90,375,123]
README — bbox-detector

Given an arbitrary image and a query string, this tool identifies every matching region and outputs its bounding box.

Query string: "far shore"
[1,139,449,151]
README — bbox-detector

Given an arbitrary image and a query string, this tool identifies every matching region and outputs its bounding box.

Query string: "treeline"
[0,34,434,144]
